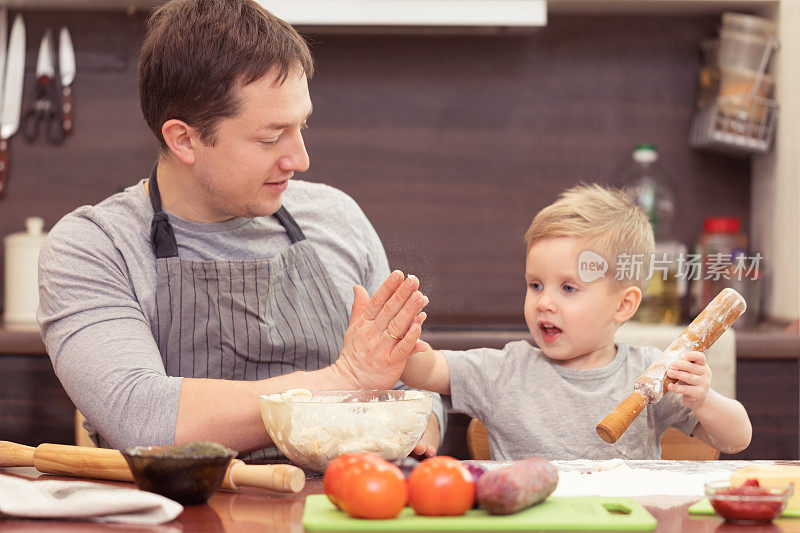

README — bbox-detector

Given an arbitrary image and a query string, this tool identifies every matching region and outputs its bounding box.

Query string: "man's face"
[523,236,622,369]
[192,67,312,220]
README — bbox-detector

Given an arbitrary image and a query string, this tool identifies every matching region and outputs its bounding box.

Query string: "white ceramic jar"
[3,217,47,330]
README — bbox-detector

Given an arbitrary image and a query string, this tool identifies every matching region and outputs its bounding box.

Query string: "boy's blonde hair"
[524,184,655,291]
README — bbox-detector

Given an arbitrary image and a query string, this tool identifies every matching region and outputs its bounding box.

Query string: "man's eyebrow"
[263,105,313,131]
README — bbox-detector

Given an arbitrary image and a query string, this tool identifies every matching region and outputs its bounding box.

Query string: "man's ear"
[614,285,642,324]
[161,119,197,165]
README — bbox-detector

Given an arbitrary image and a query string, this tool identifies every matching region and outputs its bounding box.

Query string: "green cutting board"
[303,494,657,531]
[689,498,800,518]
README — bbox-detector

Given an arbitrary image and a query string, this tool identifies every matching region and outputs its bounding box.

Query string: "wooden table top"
[2,460,800,532]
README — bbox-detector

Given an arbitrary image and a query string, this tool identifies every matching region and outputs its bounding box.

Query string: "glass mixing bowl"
[259,389,433,473]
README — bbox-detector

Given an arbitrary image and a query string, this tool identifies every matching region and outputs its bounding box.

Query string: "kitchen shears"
[22,30,63,145]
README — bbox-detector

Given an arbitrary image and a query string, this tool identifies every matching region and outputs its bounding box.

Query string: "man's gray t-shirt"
[444,341,698,460]
[38,178,445,449]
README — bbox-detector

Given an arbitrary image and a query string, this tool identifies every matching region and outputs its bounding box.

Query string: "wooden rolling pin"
[596,288,746,444]
[0,441,305,493]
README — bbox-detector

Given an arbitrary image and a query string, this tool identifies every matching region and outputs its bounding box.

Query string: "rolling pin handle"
[220,459,244,490]
[596,391,650,444]
[0,441,36,467]
[223,460,305,493]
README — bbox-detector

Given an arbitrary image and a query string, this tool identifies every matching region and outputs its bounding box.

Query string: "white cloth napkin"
[0,475,183,524]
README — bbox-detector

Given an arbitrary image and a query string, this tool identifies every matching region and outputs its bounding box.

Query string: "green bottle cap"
[634,143,657,152]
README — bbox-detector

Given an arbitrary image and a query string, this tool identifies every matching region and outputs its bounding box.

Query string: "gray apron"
[147,166,349,461]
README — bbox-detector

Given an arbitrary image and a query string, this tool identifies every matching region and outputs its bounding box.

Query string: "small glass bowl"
[122,442,237,505]
[705,480,793,523]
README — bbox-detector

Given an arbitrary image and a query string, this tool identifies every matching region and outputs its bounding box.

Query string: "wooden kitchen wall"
[0,10,751,329]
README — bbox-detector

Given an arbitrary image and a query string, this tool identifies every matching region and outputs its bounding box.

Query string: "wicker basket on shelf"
[690,23,778,156]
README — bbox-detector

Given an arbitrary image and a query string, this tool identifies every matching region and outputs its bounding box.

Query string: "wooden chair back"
[75,410,96,448]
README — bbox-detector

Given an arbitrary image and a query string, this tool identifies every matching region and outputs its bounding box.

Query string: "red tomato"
[338,455,408,519]
[408,456,476,516]
[324,453,407,519]
[323,454,363,510]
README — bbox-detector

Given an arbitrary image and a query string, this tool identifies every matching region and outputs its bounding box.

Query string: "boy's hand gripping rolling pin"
[596,288,746,444]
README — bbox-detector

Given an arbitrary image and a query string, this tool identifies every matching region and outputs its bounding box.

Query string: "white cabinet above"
[6,0,548,28]
[5,0,778,19]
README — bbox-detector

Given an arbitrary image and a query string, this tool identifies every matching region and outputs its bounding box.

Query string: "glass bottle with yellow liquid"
[637,241,686,325]
[620,144,685,324]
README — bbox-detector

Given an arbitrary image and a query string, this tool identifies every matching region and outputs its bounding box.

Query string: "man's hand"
[331,271,429,390]
[412,415,440,458]
[666,350,712,410]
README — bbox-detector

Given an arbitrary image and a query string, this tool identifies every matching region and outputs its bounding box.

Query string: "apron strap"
[148,164,180,259]
[273,205,307,243]
[147,163,306,255]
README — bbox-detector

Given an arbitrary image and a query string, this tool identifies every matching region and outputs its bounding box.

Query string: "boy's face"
[524,237,626,369]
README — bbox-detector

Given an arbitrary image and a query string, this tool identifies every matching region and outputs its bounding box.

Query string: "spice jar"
[691,217,748,316]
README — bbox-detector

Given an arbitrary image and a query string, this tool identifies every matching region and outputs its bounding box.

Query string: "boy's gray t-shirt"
[444,341,698,460]
[38,178,446,449]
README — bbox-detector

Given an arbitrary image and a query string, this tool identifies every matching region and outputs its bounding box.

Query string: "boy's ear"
[614,286,642,324]
[161,119,198,165]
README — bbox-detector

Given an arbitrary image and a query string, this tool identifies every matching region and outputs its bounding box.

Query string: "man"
[38,0,443,461]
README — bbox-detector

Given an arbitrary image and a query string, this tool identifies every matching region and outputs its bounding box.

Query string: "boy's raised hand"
[666,350,712,410]
[332,271,430,390]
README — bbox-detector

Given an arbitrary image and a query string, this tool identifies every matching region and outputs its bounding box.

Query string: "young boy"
[402,184,751,460]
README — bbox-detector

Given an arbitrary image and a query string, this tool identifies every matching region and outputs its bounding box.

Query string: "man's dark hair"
[139,0,314,149]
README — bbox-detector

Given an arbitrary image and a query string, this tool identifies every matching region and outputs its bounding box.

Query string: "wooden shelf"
[3,326,797,359]
[547,0,777,15]
[0,327,45,355]
[423,328,800,360]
